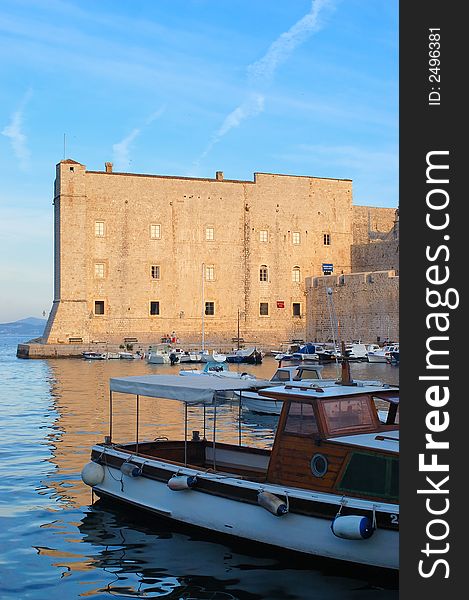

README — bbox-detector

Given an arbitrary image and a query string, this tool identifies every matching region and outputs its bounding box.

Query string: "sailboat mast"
[201,263,205,351]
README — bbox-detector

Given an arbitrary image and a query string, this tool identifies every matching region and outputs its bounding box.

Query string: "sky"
[0,0,398,322]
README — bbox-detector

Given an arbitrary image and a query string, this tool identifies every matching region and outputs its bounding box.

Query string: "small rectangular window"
[205,301,214,315]
[259,230,268,242]
[95,263,105,278]
[293,303,301,317]
[292,232,301,245]
[324,233,331,245]
[206,227,214,241]
[150,301,160,315]
[150,224,161,239]
[205,266,214,281]
[284,402,318,436]
[260,302,269,316]
[94,300,105,315]
[151,265,160,279]
[95,221,105,237]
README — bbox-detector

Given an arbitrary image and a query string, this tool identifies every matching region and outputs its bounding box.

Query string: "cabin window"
[95,221,105,237]
[259,265,268,282]
[150,301,160,315]
[94,300,105,315]
[294,368,320,380]
[337,452,399,501]
[324,233,331,245]
[311,453,328,478]
[95,263,105,278]
[151,265,160,279]
[271,370,291,382]
[292,231,301,245]
[205,226,214,241]
[150,224,161,239]
[292,267,301,283]
[259,302,269,316]
[321,395,375,435]
[205,265,215,281]
[205,301,214,315]
[284,402,318,436]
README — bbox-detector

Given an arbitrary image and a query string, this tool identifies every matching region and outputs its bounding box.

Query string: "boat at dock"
[367,344,399,363]
[147,345,171,364]
[82,351,107,360]
[81,367,399,570]
[225,347,263,364]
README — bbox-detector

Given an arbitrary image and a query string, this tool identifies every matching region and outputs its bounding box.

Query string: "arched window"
[292,266,301,283]
[259,265,268,282]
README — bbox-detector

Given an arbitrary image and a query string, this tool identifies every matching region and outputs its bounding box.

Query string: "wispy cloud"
[112,106,165,171]
[192,0,334,170]
[1,89,32,169]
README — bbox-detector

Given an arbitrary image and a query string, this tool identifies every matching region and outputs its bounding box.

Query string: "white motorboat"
[235,364,324,415]
[81,370,399,570]
[147,345,171,364]
[198,350,227,363]
[367,344,399,363]
[82,351,107,360]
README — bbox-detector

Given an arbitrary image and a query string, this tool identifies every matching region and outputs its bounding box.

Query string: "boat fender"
[81,461,105,486]
[257,491,288,516]
[120,462,142,478]
[167,475,198,490]
[331,515,374,540]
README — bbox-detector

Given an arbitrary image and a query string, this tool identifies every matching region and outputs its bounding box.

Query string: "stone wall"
[305,271,399,343]
[352,206,397,244]
[351,239,399,273]
[43,160,355,347]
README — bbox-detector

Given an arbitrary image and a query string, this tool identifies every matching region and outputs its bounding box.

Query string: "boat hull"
[90,447,398,570]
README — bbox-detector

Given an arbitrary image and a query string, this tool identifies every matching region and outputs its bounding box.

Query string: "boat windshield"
[284,402,319,436]
[293,368,320,380]
[271,369,292,382]
[321,395,376,435]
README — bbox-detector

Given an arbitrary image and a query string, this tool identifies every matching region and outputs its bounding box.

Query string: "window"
[205,301,214,315]
[292,303,301,317]
[321,395,376,435]
[337,453,399,501]
[95,263,105,278]
[151,265,160,280]
[259,302,269,316]
[292,266,301,283]
[205,265,214,281]
[94,301,105,315]
[150,224,161,239]
[284,402,318,436]
[205,227,214,241]
[150,301,160,315]
[259,265,268,282]
[95,221,105,237]
[259,230,268,242]
[292,232,301,245]
[324,233,331,245]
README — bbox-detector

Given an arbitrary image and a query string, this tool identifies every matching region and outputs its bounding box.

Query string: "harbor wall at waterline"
[305,270,399,344]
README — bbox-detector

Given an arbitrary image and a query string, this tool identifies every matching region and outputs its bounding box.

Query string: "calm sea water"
[0,335,399,599]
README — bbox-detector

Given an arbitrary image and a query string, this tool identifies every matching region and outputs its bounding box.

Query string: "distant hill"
[0,317,47,335]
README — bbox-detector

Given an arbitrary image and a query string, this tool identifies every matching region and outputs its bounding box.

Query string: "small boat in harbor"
[367,344,399,363]
[81,365,399,570]
[226,347,263,364]
[179,361,256,380]
[82,351,107,360]
[147,345,171,364]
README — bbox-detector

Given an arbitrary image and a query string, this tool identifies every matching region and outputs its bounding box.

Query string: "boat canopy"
[109,374,272,404]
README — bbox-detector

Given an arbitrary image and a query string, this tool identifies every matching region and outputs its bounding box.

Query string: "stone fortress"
[19,160,398,357]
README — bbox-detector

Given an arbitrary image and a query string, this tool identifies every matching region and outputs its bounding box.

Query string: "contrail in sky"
[113,106,165,171]
[2,89,33,170]
[193,0,334,170]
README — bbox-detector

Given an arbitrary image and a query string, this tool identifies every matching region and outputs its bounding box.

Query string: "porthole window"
[311,453,328,478]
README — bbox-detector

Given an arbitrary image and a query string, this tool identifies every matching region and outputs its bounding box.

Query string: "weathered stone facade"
[43,160,363,348]
[305,270,399,343]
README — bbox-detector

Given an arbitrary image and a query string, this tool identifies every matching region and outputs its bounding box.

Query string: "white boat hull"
[147,354,170,364]
[91,450,398,570]
[241,392,283,415]
[367,353,388,363]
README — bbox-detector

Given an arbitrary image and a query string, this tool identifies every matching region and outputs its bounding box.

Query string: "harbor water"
[0,335,399,599]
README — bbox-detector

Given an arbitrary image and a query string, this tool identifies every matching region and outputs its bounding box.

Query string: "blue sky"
[0,0,398,322]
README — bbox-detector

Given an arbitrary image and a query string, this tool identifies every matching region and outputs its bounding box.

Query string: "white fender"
[331,515,374,539]
[120,462,142,477]
[257,491,288,516]
[81,461,105,486]
[167,475,197,490]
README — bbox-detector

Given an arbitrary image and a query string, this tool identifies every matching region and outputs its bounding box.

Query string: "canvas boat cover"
[109,374,272,404]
